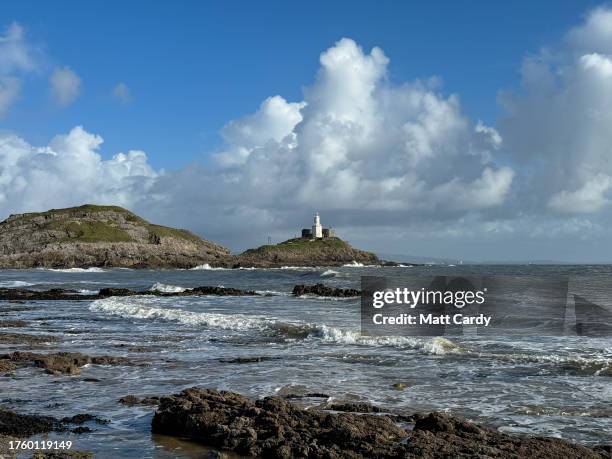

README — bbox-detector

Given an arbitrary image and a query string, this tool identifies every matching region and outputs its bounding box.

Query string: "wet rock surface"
[0,332,60,345]
[0,320,28,327]
[61,414,109,425]
[218,356,281,364]
[0,407,106,443]
[119,395,161,406]
[99,285,256,297]
[406,412,608,458]
[151,388,609,459]
[0,409,59,437]
[0,283,364,301]
[0,359,16,373]
[0,285,256,301]
[292,283,361,297]
[1,351,132,375]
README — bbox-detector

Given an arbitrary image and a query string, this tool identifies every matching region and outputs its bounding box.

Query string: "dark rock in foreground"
[0,285,256,301]
[2,351,132,375]
[407,412,608,459]
[151,388,607,459]
[0,409,59,437]
[292,283,360,297]
[0,408,105,441]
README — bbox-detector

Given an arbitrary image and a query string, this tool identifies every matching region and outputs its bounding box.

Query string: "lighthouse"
[312,212,323,238]
[301,213,335,239]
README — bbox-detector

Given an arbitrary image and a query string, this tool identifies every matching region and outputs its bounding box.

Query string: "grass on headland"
[242,237,348,255]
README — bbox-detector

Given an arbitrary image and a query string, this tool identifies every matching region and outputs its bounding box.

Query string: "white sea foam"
[0,280,34,287]
[255,290,291,296]
[89,297,463,355]
[477,350,612,375]
[189,264,228,270]
[77,289,99,295]
[343,261,364,267]
[279,266,317,270]
[90,296,276,331]
[148,282,187,293]
[297,294,356,301]
[46,267,106,273]
[320,269,339,277]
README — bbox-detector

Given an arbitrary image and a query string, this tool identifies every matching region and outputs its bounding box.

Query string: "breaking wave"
[88,296,461,355]
[0,280,34,287]
[46,267,106,273]
[189,264,228,270]
[90,296,280,331]
[343,261,364,267]
[320,269,340,277]
[148,282,187,293]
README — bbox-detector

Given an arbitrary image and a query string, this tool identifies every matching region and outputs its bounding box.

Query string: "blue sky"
[3,1,612,262]
[1,0,603,168]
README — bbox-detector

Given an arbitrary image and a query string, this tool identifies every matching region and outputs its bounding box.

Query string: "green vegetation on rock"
[46,220,133,243]
[242,237,348,256]
[237,236,379,267]
[0,204,230,269]
[145,224,203,244]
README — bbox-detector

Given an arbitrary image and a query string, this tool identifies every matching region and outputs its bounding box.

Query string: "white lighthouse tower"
[312,212,323,238]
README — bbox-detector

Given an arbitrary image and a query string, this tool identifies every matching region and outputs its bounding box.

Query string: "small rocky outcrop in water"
[0,408,106,447]
[292,283,360,297]
[0,409,59,437]
[0,285,256,301]
[233,237,380,268]
[118,395,161,406]
[1,351,132,375]
[0,204,229,269]
[151,388,608,459]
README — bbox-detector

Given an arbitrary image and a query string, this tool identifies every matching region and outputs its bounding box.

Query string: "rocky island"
[232,236,379,268]
[0,205,384,269]
[0,205,229,269]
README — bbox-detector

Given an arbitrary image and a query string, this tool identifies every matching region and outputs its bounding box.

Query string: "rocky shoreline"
[2,385,608,458]
[145,388,610,458]
[0,283,360,301]
[0,280,609,457]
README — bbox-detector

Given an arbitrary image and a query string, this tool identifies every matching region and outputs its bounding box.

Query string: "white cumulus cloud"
[0,37,513,250]
[137,38,511,246]
[499,6,612,216]
[0,126,156,215]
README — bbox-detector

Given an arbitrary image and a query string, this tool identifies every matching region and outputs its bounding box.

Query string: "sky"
[1,1,612,262]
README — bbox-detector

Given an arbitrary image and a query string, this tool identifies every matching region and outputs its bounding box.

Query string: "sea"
[0,264,611,458]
